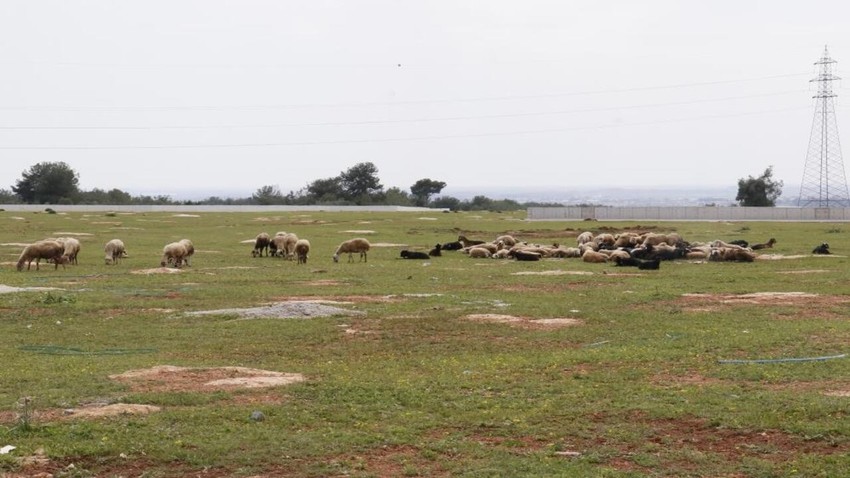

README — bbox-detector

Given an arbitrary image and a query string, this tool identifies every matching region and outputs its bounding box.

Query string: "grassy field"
[0,209,849,477]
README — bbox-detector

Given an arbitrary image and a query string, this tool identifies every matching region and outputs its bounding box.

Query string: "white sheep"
[495,235,518,247]
[178,239,194,266]
[576,231,594,245]
[269,235,287,257]
[161,242,188,268]
[582,249,608,263]
[333,238,371,263]
[467,247,492,258]
[56,237,81,265]
[104,239,128,265]
[294,239,311,264]
[17,240,67,271]
[282,233,299,260]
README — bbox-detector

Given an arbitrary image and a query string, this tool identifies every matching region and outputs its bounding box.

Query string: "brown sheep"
[582,250,608,263]
[294,239,311,264]
[56,237,81,265]
[161,242,188,268]
[17,241,67,271]
[178,239,194,266]
[252,233,271,257]
[751,238,777,250]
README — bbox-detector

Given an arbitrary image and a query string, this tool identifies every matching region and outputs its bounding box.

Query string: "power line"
[0,72,810,112]
[0,105,809,151]
[0,90,806,130]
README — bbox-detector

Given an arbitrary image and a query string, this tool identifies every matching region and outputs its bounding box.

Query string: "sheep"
[104,239,127,265]
[576,231,594,245]
[812,242,831,254]
[161,242,188,268]
[465,242,498,254]
[269,235,286,257]
[440,241,464,251]
[400,250,430,260]
[513,250,541,261]
[709,248,756,262]
[467,247,492,258]
[491,249,511,259]
[495,235,518,247]
[582,249,608,263]
[607,249,632,261]
[752,238,777,250]
[729,239,750,248]
[333,238,371,263]
[252,232,271,257]
[458,235,485,248]
[594,233,616,249]
[613,233,640,248]
[710,240,747,250]
[294,239,311,264]
[278,232,298,261]
[16,240,67,271]
[178,239,194,266]
[428,244,442,256]
[56,237,81,265]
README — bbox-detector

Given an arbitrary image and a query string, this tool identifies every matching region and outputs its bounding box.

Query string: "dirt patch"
[757,254,845,260]
[418,217,438,221]
[342,229,375,234]
[776,269,829,274]
[51,232,94,236]
[464,314,582,329]
[681,292,819,305]
[172,214,200,218]
[674,292,850,318]
[279,295,395,303]
[511,270,593,276]
[185,300,365,319]
[327,445,448,478]
[1,242,32,247]
[131,267,183,275]
[0,285,62,294]
[371,242,408,247]
[109,365,305,393]
[64,403,161,419]
[298,279,345,286]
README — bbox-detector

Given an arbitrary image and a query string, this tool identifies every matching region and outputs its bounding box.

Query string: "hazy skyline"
[2,1,849,199]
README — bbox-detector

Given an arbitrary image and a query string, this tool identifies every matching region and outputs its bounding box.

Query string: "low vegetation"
[1,209,849,477]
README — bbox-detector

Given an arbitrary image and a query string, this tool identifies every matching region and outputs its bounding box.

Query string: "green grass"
[1,209,850,476]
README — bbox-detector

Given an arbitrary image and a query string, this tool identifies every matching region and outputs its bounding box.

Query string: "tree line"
[0,161,563,211]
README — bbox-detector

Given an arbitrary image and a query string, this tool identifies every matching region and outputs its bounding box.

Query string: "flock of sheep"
[403,231,785,270]
[15,226,830,272]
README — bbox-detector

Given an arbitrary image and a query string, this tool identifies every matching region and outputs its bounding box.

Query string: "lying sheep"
[333,238,371,263]
[17,240,67,271]
[294,239,311,264]
[582,249,608,263]
[400,250,430,260]
[428,244,442,257]
[576,231,594,245]
[812,242,831,254]
[440,241,464,251]
[709,248,756,262]
[513,250,541,261]
[458,235,485,248]
[161,242,188,268]
[751,238,777,250]
[104,239,127,265]
[491,249,511,259]
[467,247,492,258]
[495,235,518,247]
[252,232,271,257]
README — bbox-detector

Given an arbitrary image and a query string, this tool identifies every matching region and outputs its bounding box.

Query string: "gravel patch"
[185,300,365,319]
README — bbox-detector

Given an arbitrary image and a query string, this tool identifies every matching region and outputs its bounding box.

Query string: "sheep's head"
[332,254,339,263]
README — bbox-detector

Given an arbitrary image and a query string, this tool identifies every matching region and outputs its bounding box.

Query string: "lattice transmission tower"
[798,46,850,207]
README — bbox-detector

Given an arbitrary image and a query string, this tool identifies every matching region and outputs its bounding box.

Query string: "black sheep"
[428,244,442,257]
[513,250,541,261]
[400,250,430,260]
[812,242,831,254]
[441,241,464,251]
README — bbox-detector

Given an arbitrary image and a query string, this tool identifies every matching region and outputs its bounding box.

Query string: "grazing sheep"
[16,240,67,271]
[294,239,311,264]
[269,235,286,257]
[333,238,371,263]
[161,242,188,268]
[751,238,777,250]
[812,242,831,254]
[458,235,485,248]
[467,247,492,258]
[252,232,271,257]
[428,244,442,257]
[178,239,194,266]
[281,233,299,260]
[104,239,127,265]
[400,250,430,260]
[56,237,81,265]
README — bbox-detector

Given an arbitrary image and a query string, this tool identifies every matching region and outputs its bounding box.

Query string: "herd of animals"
[12,228,834,272]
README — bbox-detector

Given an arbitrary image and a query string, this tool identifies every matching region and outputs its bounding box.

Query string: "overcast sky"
[1,1,849,199]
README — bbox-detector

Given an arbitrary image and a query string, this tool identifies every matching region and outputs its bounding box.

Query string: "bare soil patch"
[109,365,306,393]
[371,242,408,247]
[51,232,94,236]
[1,242,32,247]
[172,214,200,218]
[278,295,396,303]
[464,314,582,329]
[131,267,183,275]
[511,270,593,276]
[185,300,365,319]
[342,229,375,234]
[757,253,845,260]
[0,285,62,294]
[674,292,850,318]
[776,269,829,274]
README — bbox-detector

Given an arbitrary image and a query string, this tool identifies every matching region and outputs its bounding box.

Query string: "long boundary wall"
[527,206,850,221]
[0,204,446,213]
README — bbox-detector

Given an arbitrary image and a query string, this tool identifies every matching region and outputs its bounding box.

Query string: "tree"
[252,185,285,205]
[410,178,446,207]
[339,162,383,203]
[306,177,343,202]
[384,187,412,206]
[736,166,783,207]
[12,162,80,204]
